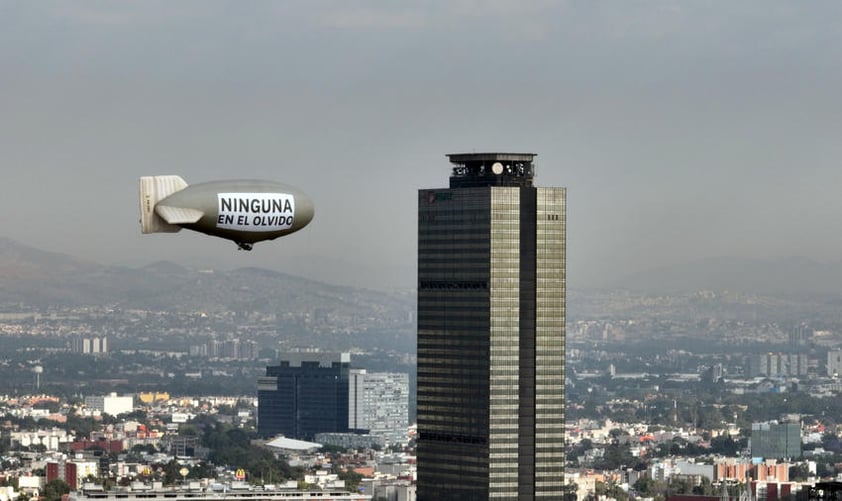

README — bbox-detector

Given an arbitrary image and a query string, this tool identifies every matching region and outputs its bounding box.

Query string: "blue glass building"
[258,353,351,440]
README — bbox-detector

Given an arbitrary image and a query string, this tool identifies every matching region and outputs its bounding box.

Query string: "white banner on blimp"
[217,193,295,232]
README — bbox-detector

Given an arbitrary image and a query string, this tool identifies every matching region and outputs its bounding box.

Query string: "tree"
[634,478,656,496]
[100,414,119,426]
[202,423,303,483]
[692,477,714,495]
[336,468,363,492]
[593,444,634,470]
[33,400,61,413]
[179,425,199,437]
[821,432,842,454]
[609,428,627,440]
[562,482,578,501]
[124,410,149,424]
[159,460,183,485]
[43,479,71,501]
[633,478,673,499]
[790,463,810,481]
[595,481,629,501]
[710,434,743,456]
[188,462,215,480]
[64,414,98,437]
[668,478,693,495]
[131,443,157,454]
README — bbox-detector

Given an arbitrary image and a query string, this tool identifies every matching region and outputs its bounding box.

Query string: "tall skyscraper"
[257,352,351,440]
[349,369,410,446]
[417,153,566,500]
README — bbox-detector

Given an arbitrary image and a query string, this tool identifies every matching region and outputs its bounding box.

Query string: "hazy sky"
[3,1,842,290]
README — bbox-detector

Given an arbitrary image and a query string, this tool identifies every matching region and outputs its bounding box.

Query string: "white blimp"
[139,175,314,250]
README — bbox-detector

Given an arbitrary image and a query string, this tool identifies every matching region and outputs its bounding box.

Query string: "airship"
[139,175,314,250]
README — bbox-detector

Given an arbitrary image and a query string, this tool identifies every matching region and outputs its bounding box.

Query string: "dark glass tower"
[257,353,351,440]
[417,153,565,500]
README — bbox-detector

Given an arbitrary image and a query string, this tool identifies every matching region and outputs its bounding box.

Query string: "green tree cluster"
[335,468,363,492]
[43,479,70,501]
[201,423,303,484]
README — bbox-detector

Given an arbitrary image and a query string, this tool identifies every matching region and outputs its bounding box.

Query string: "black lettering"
[225,215,234,224]
[221,196,295,214]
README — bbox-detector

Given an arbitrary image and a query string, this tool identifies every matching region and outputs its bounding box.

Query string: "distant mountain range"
[0,237,413,315]
[612,255,842,296]
[2,236,840,309]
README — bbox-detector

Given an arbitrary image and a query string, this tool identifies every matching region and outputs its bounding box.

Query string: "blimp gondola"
[139,175,314,250]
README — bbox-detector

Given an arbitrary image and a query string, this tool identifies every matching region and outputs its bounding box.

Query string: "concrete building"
[365,480,416,501]
[85,392,133,416]
[46,459,98,490]
[416,153,566,500]
[71,336,108,354]
[315,432,385,450]
[714,458,753,483]
[9,429,72,451]
[257,352,351,440]
[349,370,410,446]
[828,350,842,377]
[790,324,811,348]
[751,421,801,459]
[649,460,696,482]
[755,460,790,482]
[711,459,792,489]
[748,353,809,378]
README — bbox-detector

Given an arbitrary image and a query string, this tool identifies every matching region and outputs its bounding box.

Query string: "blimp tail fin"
[139,175,190,234]
[155,206,204,225]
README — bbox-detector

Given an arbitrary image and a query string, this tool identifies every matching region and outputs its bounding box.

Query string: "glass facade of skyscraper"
[751,421,801,460]
[417,153,565,500]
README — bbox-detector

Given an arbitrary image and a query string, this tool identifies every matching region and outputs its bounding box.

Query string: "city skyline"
[4,2,842,291]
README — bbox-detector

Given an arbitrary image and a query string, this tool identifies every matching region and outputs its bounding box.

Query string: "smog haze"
[2,1,841,290]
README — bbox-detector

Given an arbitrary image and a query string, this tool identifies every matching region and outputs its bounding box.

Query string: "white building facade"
[349,370,409,446]
[85,392,133,416]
